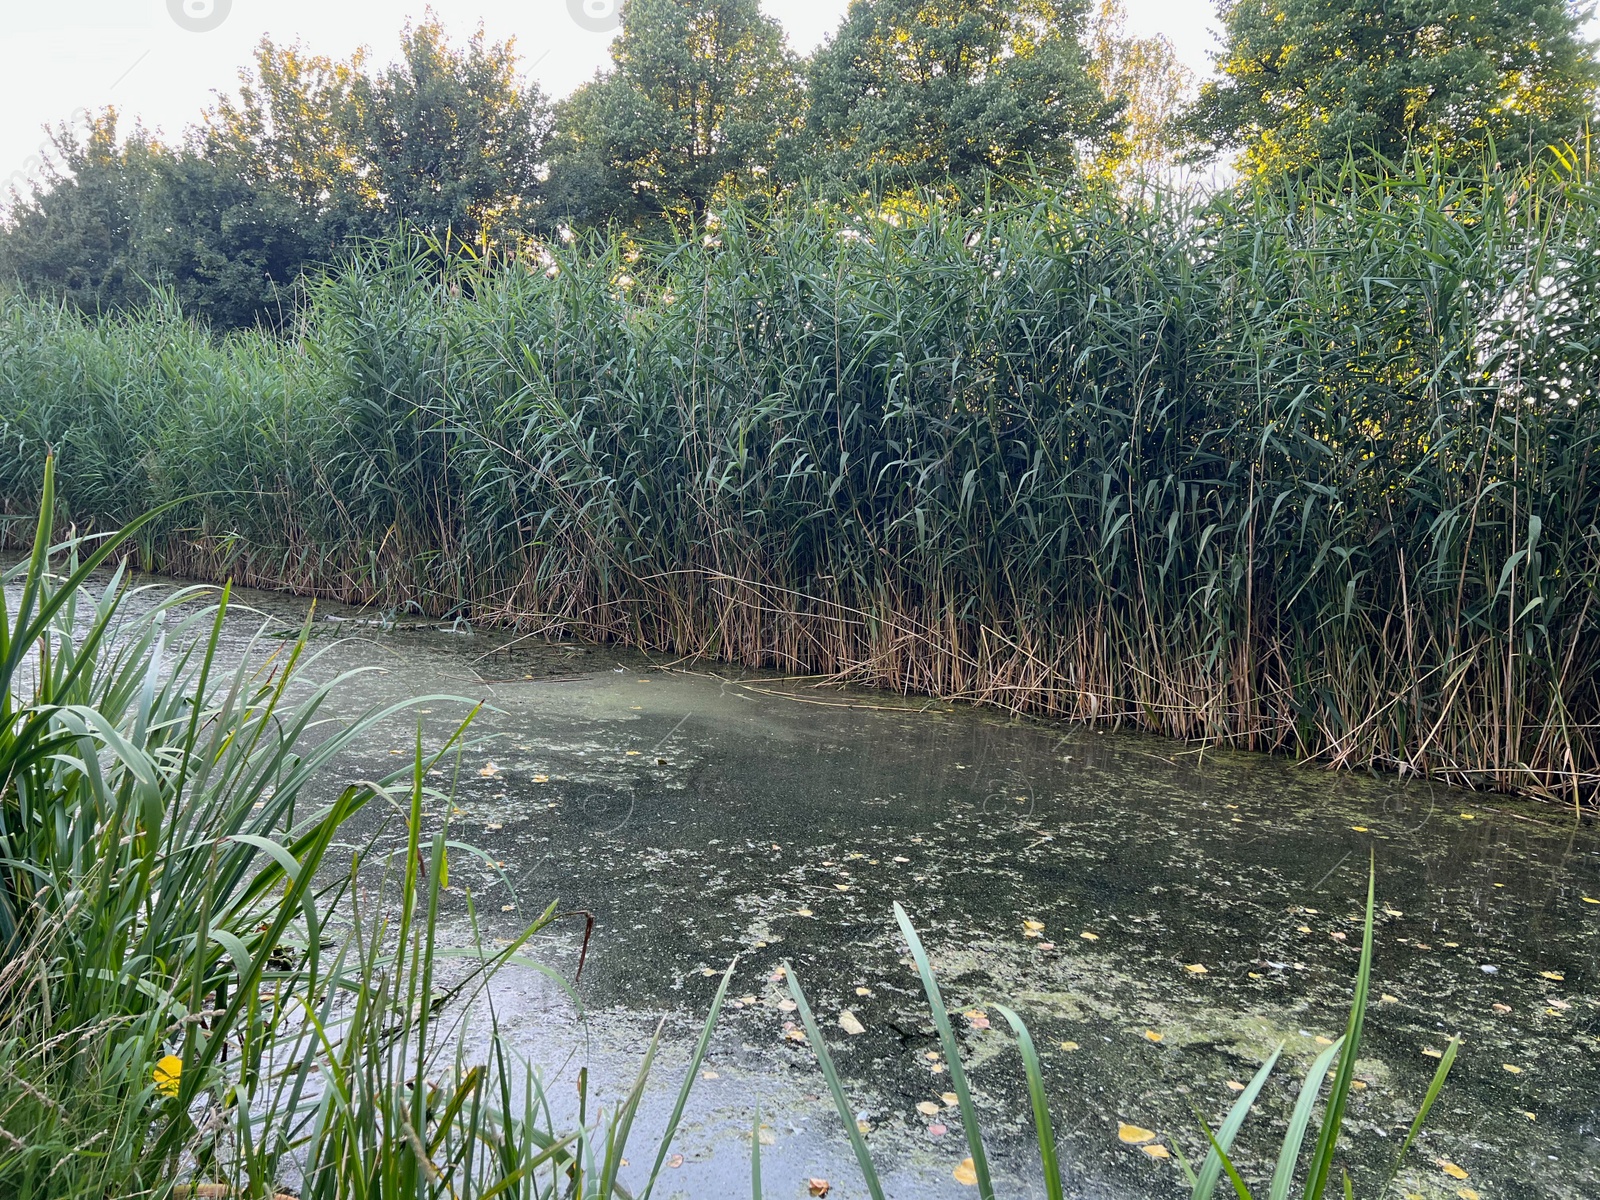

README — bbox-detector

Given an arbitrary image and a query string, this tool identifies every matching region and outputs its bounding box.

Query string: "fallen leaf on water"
[1423,1048,1444,1059]
[739,994,757,1005]
[1080,931,1100,941]
[1439,1161,1469,1180]
[1225,1080,1245,1092]
[1142,1144,1171,1160]
[835,884,851,892]
[1059,1041,1080,1051]
[1383,907,1403,917]
[1583,896,1599,904]
[1350,826,1368,832]
[1314,1035,1334,1046]
[1459,813,1475,820]
[795,908,814,917]
[769,967,786,981]
[1022,919,1045,937]
[532,775,549,784]
[1037,941,1056,951]
[1248,971,1263,979]
[1143,1030,1163,1043]
[500,904,515,913]
[783,1028,807,1043]
[941,1091,958,1105]
[856,1118,872,1134]
[486,822,503,831]
[1491,1003,1512,1013]
[1350,1080,1368,1091]
[1502,1063,1524,1074]
[1184,963,1208,975]
[924,1051,942,1061]
[625,750,640,756]
[838,1010,866,1036]
[917,1101,941,1116]
[1380,993,1400,1004]
[1329,931,1347,942]
[1539,971,1565,981]
[1297,925,1313,934]
[667,1153,684,1168]
[808,1179,830,1197]
[701,968,717,977]
[700,1070,719,1080]
[930,1061,947,1073]
[1522,1110,1537,1120]
[1457,1189,1480,1200]
[928,1123,948,1136]
[1118,1123,1156,1144]
[477,763,499,777]
[777,999,797,1012]
[855,986,873,996]
[893,856,910,863]
[953,1158,978,1186]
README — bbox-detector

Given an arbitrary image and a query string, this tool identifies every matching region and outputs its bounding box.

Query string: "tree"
[804,0,1119,195]
[545,0,804,229]
[1084,0,1194,177]
[1189,0,1600,175]
[356,19,553,246]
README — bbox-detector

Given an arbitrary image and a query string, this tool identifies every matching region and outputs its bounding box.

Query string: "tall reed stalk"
[3,159,1598,802]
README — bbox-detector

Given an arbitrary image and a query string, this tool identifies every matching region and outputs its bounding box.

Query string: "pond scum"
[0,461,1459,1197]
[2,162,1598,805]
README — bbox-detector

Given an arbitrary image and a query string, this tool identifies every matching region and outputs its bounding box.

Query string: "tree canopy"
[1189,0,1600,174]
[545,0,802,228]
[805,0,1118,194]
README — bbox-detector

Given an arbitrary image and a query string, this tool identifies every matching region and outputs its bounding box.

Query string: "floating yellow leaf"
[1539,971,1565,981]
[1459,813,1475,820]
[917,1101,941,1116]
[1423,1048,1444,1059]
[835,884,851,892]
[941,1091,958,1105]
[856,1118,872,1133]
[1440,1161,1469,1180]
[1297,925,1313,934]
[1383,907,1403,917]
[1350,826,1368,832]
[1059,1041,1080,1051]
[532,775,549,784]
[855,986,872,996]
[808,1179,830,1197]
[953,1157,978,1186]
[1142,1144,1171,1160]
[1143,1030,1163,1043]
[1247,971,1263,979]
[777,999,797,1012]
[1022,919,1045,936]
[477,762,499,777]
[153,1055,182,1098]
[795,908,814,917]
[1118,1123,1156,1144]
[1380,993,1400,1004]
[1523,1110,1536,1120]
[1583,896,1599,904]
[1502,1063,1523,1074]
[1184,963,1208,975]
[838,1010,866,1036]
[1080,931,1099,941]
[1224,1080,1245,1092]
[1457,1189,1480,1200]
[1314,1035,1334,1045]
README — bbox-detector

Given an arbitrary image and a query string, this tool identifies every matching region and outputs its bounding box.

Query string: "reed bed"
[3,163,1598,803]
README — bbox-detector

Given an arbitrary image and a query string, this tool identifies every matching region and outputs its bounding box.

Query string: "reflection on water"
[40,574,1600,1198]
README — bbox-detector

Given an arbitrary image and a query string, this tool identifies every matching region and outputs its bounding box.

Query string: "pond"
[111,578,1600,1197]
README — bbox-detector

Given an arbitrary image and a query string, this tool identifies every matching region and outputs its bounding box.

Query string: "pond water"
[66,576,1600,1197]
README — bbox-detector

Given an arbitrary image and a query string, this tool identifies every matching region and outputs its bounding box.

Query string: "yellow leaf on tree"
[953,1157,978,1186]
[1118,1123,1157,1144]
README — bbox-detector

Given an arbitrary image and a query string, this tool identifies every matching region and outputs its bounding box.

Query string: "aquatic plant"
[3,160,1597,805]
[785,871,1458,1199]
[0,461,727,1198]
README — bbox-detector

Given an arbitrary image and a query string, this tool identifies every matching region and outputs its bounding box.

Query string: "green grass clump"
[1,161,1597,806]
[0,462,727,1198]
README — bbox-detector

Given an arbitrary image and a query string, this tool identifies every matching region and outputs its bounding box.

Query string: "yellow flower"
[153,1054,183,1098]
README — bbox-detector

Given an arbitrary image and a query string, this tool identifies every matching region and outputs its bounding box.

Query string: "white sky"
[0,0,1220,191]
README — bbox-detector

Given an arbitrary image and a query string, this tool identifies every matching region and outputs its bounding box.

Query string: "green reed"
[2,158,1598,803]
[0,462,725,1198]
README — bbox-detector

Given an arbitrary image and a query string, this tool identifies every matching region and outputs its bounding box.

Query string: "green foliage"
[805,0,1119,194]
[0,463,730,1197]
[2,163,1599,802]
[1188,0,1600,175]
[546,0,803,228]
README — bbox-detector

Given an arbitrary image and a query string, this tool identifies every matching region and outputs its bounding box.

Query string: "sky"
[0,0,1222,194]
